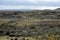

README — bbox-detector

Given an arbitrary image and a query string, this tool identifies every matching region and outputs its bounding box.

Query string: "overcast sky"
[0,0,60,10]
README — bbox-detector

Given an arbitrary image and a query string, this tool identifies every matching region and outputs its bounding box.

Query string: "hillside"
[0,8,60,40]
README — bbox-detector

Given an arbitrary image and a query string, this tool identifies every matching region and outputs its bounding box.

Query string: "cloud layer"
[2,0,60,2]
[0,0,60,10]
[0,5,59,10]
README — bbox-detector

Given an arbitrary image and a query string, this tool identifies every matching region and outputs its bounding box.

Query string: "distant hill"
[54,8,60,12]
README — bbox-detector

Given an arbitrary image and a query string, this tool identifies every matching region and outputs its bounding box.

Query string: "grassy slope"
[0,10,60,40]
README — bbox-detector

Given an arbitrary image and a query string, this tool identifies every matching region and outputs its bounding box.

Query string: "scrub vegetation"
[0,8,60,40]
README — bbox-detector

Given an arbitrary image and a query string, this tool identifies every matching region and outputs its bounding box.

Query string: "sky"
[0,0,60,10]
